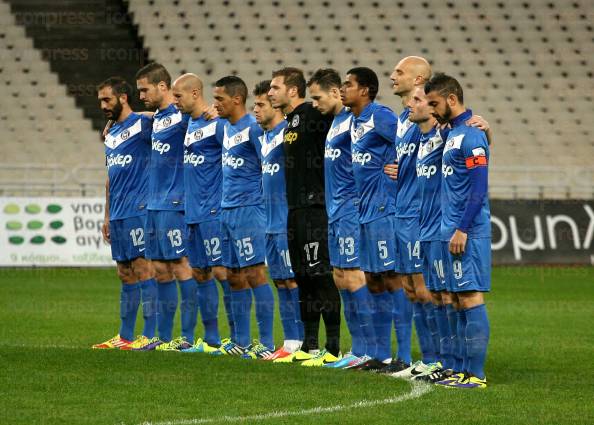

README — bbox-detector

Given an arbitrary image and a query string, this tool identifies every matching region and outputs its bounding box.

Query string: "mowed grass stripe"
[0,267,593,424]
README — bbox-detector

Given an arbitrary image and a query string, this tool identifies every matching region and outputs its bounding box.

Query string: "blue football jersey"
[325,108,359,223]
[184,116,225,224]
[394,107,422,217]
[416,127,449,241]
[350,102,398,224]
[221,114,264,208]
[148,104,189,211]
[260,120,289,233]
[105,112,152,220]
[441,109,491,240]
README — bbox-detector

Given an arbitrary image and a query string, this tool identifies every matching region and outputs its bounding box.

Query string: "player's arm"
[377,109,398,179]
[203,104,219,120]
[449,136,489,255]
[102,177,111,244]
[466,115,493,146]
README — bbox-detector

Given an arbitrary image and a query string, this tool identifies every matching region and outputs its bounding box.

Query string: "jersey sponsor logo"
[284,130,298,144]
[465,155,488,169]
[442,163,454,177]
[222,152,245,169]
[396,116,414,139]
[417,132,444,160]
[352,150,372,165]
[351,115,375,143]
[223,126,250,150]
[261,161,281,176]
[443,134,464,154]
[324,146,341,161]
[152,140,171,155]
[396,142,417,161]
[104,118,142,150]
[184,151,205,166]
[416,164,437,179]
[153,111,183,133]
[260,130,285,158]
[106,153,132,168]
[327,115,352,141]
[185,121,217,147]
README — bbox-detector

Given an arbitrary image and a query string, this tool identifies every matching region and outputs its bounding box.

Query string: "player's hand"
[102,221,111,244]
[449,229,467,255]
[203,104,219,120]
[466,115,490,131]
[102,120,113,139]
[433,120,449,130]
[383,161,399,180]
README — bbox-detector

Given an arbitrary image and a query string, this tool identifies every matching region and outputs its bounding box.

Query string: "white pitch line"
[138,381,433,425]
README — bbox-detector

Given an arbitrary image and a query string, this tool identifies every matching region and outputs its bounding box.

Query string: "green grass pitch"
[1,267,593,424]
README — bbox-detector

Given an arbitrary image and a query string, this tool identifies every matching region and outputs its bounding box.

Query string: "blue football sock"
[119,282,140,341]
[371,291,393,361]
[157,280,178,342]
[423,302,441,361]
[179,278,198,344]
[445,303,460,370]
[465,304,490,379]
[252,283,275,350]
[434,304,454,369]
[140,278,158,339]
[456,309,468,372]
[288,286,304,341]
[197,279,221,346]
[392,288,413,364]
[218,279,235,340]
[339,290,361,356]
[278,287,297,341]
[351,286,376,358]
[230,288,252,347]
[413,302,437,364]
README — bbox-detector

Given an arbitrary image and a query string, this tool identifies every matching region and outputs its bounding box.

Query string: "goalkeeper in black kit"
[268,67,342,365]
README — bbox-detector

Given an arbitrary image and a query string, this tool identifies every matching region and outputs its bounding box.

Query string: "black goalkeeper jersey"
[283,102,333,210]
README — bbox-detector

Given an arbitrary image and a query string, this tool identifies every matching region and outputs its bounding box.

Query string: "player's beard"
[103,99,123,121]
[434,103,452,125]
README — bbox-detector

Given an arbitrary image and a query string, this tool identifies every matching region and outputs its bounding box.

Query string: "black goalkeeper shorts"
[287,206,331,278]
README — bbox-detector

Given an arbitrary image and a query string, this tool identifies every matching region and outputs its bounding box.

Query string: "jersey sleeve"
[140,115,153,144]
[249,124,264,158]
[461,129,489,169]
[458,129,489,233]
[374,108,397,145]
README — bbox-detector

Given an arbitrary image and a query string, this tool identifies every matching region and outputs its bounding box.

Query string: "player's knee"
[171,258,193,281]
[131,258,154,281]
[343,269,365,291]
[244,264,267,286]
[273,279,287,288]
[117,264,136,284]
[431,291,443,305]
[365,272,386,293]
[212,266,227,282]
[192,268,212,283]
[457,291,484,309]
[227,268,247,289]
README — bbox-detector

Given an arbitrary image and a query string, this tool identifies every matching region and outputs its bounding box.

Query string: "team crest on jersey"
[396,116,414,139]
[328,115,352,141]
[104,118,142,150]
[417,132,444,160]
[351,115,374,143]
[443,134,465,154]
[260,130,285,158]
[290,115,300,128]
[223,126,250,150]
[185,121,217,147]
[153,111,182,133]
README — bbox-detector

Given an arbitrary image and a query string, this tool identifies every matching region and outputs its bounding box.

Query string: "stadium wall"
[1,197,592,267]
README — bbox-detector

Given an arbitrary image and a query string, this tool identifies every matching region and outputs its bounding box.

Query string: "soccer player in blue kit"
[94,77,157,350]
[135,63,198,351]
[389,56,439,376]
[307,68,377,368]
[340,67,405,372]
[252,80,304,360]
[171,73,234,353]
[210,76,276,357]
[425,73,491,389]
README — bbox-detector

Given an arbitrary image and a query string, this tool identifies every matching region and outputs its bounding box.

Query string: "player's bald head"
[397,56,432,83]
[173,73,203,93]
